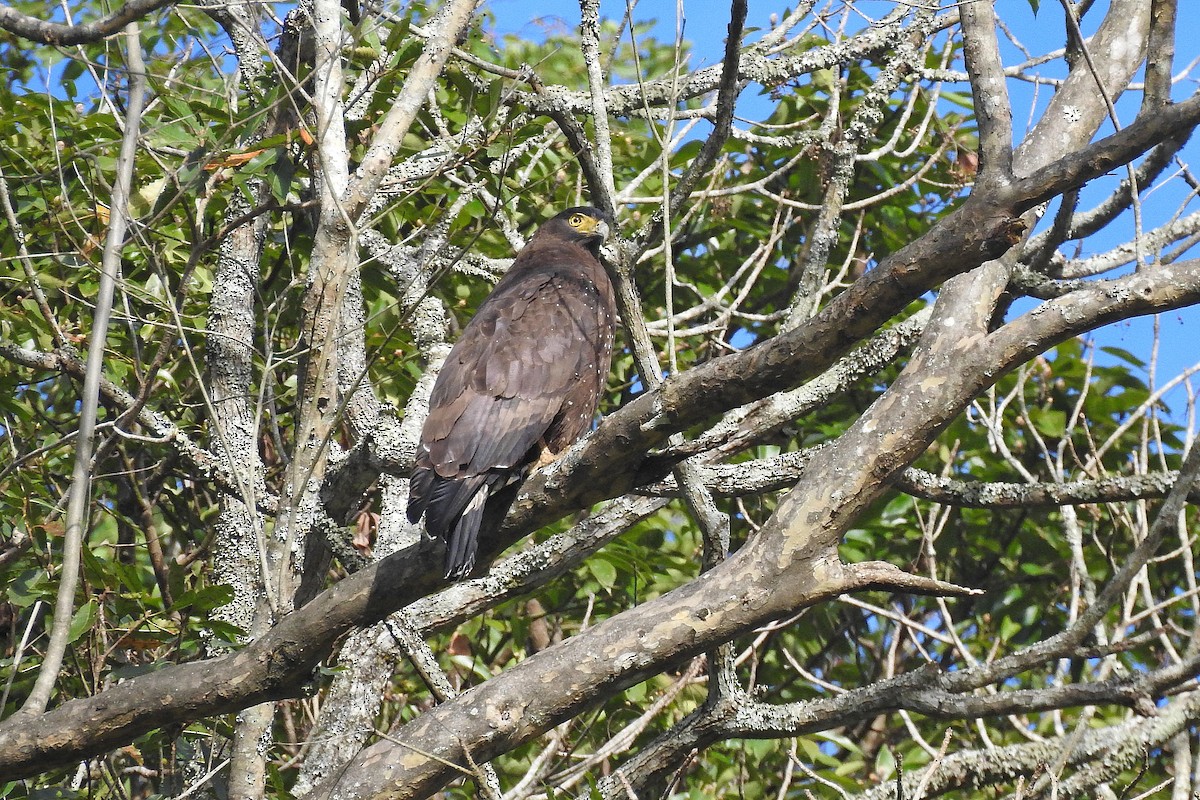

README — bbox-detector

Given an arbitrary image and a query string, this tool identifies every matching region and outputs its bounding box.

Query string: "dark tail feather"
[409,469,490,578]
[421,475,480,540]
[444,487,487,579]
[408,466,436,524]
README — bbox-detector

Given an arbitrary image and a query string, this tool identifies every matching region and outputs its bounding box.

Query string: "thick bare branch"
[896,467,1200,507]
[306,558,967,799]
[959,0,1014,183]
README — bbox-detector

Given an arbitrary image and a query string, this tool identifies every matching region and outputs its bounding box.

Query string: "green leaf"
[171,584,234,614]
[67,600,97,643]
[1029,408,1066,438]
[6,569,48,609]
[383,15,412,51]
[587,557,617,591]
[1100,346,1147,368]
[874,746,896,781]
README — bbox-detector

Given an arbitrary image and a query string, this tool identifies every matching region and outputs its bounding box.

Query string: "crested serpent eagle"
[408,207,617,579]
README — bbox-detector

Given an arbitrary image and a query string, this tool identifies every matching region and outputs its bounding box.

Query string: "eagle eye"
[568,213,586,227]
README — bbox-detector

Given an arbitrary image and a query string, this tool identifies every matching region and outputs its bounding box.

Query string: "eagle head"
[541,206,611,255]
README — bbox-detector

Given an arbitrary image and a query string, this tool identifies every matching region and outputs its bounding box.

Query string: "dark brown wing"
[408,237,616,578]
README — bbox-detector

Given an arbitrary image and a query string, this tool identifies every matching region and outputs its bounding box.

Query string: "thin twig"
[17,21,147,719]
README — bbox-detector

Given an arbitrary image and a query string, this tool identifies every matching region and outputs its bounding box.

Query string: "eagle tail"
[408,468,492,578]
[445,487,487,579]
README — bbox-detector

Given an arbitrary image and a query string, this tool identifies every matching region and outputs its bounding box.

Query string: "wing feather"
[425,269,606,475]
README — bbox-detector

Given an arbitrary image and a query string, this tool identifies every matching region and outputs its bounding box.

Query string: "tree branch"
[343,0,480,221]
[301,261,1200,799]
[896,467,1200,508]
[854,689,1200,800]
[0,0,173,45]
[306,556,961,799]
[959,0,1014,184]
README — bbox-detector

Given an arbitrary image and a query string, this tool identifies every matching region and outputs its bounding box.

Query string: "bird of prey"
[408,207,617,579]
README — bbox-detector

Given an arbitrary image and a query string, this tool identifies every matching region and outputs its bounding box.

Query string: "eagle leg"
[532,440,564,470]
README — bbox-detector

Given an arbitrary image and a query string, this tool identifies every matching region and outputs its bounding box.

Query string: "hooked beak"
[591,218,610,242]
